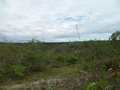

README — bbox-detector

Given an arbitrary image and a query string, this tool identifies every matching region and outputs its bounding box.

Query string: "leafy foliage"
[0,33,120,89]
[10,64,26,77]
[109,31,120,41]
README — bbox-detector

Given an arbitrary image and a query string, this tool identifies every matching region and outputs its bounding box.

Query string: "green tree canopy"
[109,31,120,41]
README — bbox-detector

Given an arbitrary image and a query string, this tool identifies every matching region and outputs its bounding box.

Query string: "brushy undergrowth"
[0,39,120,89]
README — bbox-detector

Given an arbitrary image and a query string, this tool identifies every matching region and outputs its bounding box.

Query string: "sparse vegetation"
[0,32,120,90]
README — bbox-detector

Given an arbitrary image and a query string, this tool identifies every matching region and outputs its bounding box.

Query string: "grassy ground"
[0,66,86,84]
[0,66,89,90]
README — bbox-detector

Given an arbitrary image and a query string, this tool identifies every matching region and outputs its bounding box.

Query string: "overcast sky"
[0,0,120,42]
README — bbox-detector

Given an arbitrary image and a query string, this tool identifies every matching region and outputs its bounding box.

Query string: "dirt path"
[0,77,90,90]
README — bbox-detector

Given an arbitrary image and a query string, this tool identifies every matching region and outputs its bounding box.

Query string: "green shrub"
[0,69,5,83]
[23,51,45,72]
[55,55,66,67]
[55,55,65,62]
[10,64,26,77]
[3,59,26,78]
[67,55,78,65]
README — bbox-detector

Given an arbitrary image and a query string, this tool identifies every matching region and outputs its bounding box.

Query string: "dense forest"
[0,31,120,90]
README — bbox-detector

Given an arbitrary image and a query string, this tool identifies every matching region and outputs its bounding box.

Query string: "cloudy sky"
[0,0,120,42]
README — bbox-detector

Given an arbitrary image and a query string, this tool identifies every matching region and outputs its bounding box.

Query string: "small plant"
[50,85,58,90]
[75,69,86,77]
[104,85,120,90]
[96,64,108,78]
[85,80,111,90]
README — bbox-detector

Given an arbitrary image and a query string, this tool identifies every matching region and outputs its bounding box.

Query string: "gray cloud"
[0,0,120,42]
